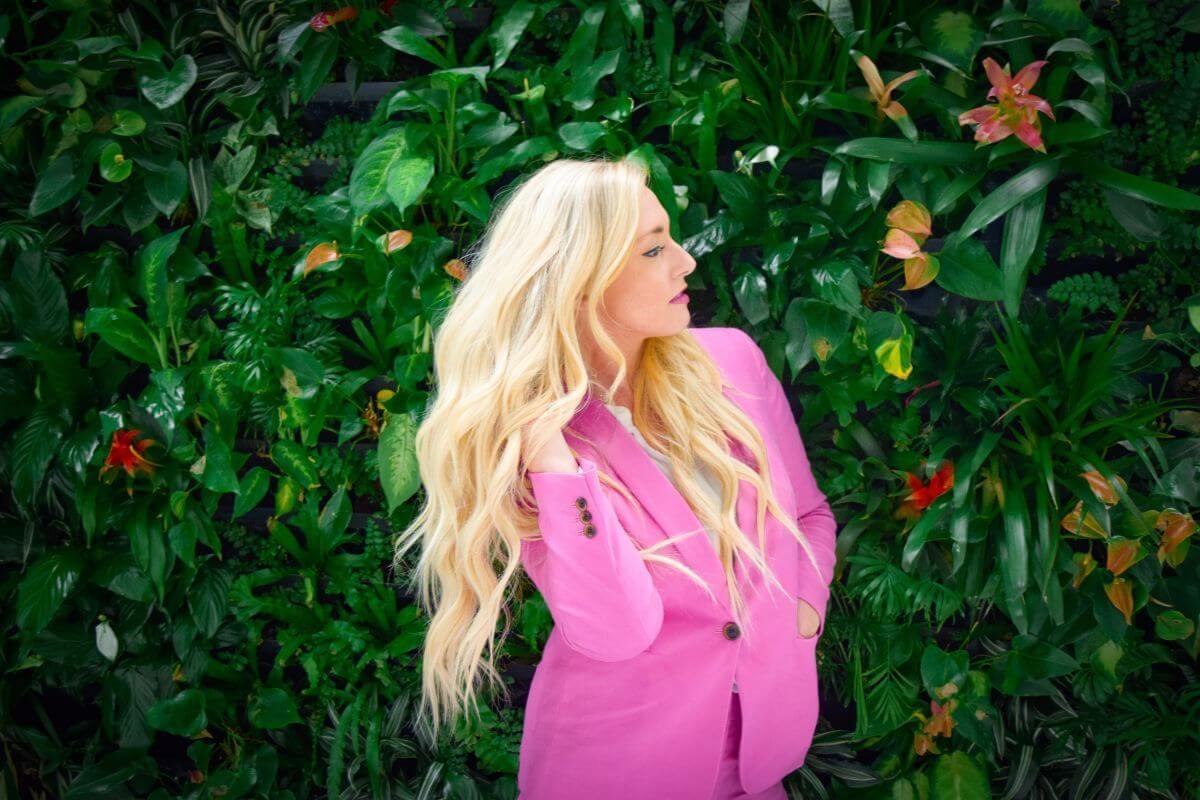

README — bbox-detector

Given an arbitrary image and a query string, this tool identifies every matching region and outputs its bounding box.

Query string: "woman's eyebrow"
[638,222,667,241]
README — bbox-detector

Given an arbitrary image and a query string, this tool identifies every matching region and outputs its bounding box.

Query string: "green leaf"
[83,307,160,365]
[296,34,338,104]
[488,0,536,70]
[146,689,207,737]
[919,10,984,69]
[835,138,979,166]
[139,227,188,328]
[921,645,969,698]
[111,110,146,136]
[271,439,321,489]
[380,25,447,68]
[1155,610,1195,641]
[138,55,197,109]
[248,688,302,728]
[999,189,1045,316]
[350,129,410,215]
[378,412,421,513]
[197,422,240,495]
[955,158,1061,242]
[12,249,68,343]
[932,751,989,800]
[733,269,770,325]
[146,160,187,216]
[188,567,231,638]
[934,236,1003,302]
[1067,153,1200,211]
[30,154,81,216]
[319,486,352,541]
[18,550,84,633]
[565,49,621,110]
[386,157,435,216]
[558,121,607,151]
[1,95,46,131]
[711,170,764,224]
[234,467,271,519]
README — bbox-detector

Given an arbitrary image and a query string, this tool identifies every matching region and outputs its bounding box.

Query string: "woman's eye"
[644,246,664,257]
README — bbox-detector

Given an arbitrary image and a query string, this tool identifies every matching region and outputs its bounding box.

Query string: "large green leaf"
[138,55,197,109]
[955,158,1061,242]
[248,687,302,728]
[350,129,411,215]
[84,307,160,365]
[380,25,447,68]
[139,227,188,329]
[378,411,421,513]
[271,439,321,489]
[934,236,1003,302]
[835,138,979,166]
[17,550,84,633]
[932,752,989,800]
[30,154,82,216]
[146,688,207,736]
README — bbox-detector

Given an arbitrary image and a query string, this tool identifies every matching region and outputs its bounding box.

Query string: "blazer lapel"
[564,387,773,617]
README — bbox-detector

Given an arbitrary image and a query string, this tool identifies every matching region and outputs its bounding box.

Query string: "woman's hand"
[797,597,821,638]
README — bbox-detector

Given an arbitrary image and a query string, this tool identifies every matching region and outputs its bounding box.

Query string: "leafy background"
[2,0,1200,798]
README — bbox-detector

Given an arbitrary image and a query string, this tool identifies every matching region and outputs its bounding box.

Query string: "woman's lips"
[670,291,689,304]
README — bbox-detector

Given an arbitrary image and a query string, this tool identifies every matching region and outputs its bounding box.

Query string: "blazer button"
[722,622,741,640]
[583,524,597,538]
[579,510,592,522]
[574,497,588,509]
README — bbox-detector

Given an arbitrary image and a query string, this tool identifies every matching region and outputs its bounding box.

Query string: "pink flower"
[958,57,1056,153]
[310,6,358,32]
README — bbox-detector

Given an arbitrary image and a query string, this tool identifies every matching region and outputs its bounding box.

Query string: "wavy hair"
[393,155,823,741]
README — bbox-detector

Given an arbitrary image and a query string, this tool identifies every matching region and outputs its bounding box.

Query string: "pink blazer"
[517,325,839,799]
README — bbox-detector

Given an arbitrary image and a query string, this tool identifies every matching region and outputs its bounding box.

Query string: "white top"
[605,403,739,693]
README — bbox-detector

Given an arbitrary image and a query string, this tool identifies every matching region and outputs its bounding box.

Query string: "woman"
[395,157,838,799]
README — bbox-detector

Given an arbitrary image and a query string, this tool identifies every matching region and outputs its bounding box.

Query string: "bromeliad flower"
[856,54,921,122]
[310,6,358,32]
[896,460,955,519]
[958,57,1056,153]
[100,428,161,480]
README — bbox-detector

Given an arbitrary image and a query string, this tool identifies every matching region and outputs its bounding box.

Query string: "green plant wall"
[2,1,1200,798]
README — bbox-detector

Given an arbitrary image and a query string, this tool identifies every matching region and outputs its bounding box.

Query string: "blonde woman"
[396,156,838,799]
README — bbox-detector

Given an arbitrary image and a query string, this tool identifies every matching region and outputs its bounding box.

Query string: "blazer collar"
[563,388,766,617]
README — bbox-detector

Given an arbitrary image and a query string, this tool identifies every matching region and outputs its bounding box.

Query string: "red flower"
[310,6,358,32]
[958,57,1056,153]
[100,428,160,479]
[380,0,397,16]
[897,461,955,519]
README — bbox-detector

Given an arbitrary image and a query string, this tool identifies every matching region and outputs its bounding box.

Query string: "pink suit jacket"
[517,325,839,799]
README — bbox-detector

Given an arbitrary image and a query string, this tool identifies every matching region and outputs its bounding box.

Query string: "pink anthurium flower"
[958,57,1056,153]
[310,6,358,32]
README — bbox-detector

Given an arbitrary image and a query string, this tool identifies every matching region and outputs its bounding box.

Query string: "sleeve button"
[579,510,592,522]
[583,524,597,538]
[574,497,588,509]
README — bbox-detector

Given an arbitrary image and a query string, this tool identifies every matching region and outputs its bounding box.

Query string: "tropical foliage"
[2,1,1199,798]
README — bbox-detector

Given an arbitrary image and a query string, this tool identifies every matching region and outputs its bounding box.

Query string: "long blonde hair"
[393,155,822,741]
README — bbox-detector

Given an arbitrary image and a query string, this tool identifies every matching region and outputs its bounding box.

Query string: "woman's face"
[591,184,698,339]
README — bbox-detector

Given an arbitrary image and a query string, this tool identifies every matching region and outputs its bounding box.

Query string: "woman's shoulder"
[687,325,761,366]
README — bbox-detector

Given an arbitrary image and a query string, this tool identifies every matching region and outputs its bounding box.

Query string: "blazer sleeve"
[742,330,839,636]
[520,456,665,661]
